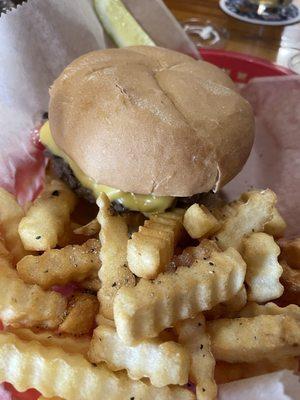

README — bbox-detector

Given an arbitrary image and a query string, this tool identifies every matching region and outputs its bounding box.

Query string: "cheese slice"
[39,121,174,213]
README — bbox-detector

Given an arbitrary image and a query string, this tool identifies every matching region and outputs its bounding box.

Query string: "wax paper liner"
[0,0,299,399]
[0,383,12,400]
[224,74,300,238]
[0,0,108,203]
[218,370,300,400]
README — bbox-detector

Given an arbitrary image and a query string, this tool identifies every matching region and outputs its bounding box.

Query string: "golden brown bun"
[49,46,254,196]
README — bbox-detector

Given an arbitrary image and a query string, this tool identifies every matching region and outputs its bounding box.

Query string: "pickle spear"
[94,0,155,47]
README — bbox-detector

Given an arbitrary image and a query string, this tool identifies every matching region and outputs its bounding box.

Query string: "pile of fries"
[0,178,299,400]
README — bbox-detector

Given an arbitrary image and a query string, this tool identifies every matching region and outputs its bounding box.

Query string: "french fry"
[215,189,276,251]
[211,202,237,222]
[170,240,220,270]
[18,179,77,251]
[215,357,299,384]
[97,193,135,320]
[122,212,146,235]
[114,243,246,344]
[0,332,195,400]
[176,314,217,400]
[208,314,300,363]
[80,270,101,292]
[0,241,67,328]
[281,261,300,294]
[73,219,100,236]
[6,327,90,357]
[96,314,116,328]
[59,293,99,335]
[88,324,189,387]
[183,204,220,239]
[96,314,116,327]
[238,302,300,319]
[205,286,247,320]
[280,238,300,269]
[264,207,287,238]
[17,239,101,289]
[242,233,283,302]
[278,261,300,306]
[0,188,28,263]
[127,210,184,279]
[276,261,300,306]
[159,328,177,342]
[220,285,247,316]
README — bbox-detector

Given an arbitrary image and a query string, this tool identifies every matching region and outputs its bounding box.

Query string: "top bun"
[49,46,254,197]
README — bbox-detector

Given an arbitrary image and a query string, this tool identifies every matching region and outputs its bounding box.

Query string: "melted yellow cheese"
[40,121,174,213]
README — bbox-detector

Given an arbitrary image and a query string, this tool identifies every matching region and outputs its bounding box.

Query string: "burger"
[40,46,254,213]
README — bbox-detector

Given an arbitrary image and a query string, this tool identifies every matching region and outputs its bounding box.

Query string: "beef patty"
[47,151,222,212]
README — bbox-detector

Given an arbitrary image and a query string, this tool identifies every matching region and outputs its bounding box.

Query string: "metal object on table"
[246,0,292,16]
[219,0,300,26]
[230,0,293,18]
[181,18,229,49]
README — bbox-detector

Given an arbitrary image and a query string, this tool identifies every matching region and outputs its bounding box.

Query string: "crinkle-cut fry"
[281,260,300,294]
[0,241,66,328]
[159,328,177,342]
[277,262,300,306]
[122,212,146,235]
[80,272,101,292]
[216,285,247,317]
[170,240,220,270]
[176,314,217,400]
[242,233,283,302]
[59,293,99,335]
[114,244,246,344]
[18,179,77,251]
[237,302,300,319]
[97,194,135,320]
[96,314,116,327]
[0,188,28,263]
[280,238,300,270]
[127,210,184,279]
[88,324,189,387]
[215,189,276,251]
[0,333,195,400]
[205,286,247,320]
[17,239,101,289]
[6,327,90,357]
[183,204,220,239]
[208,314,300,363]
[264,207,287,238]
[150,209,184,242]
[73,219,100,236]
[215,357,299,384]
[211,202,237,222]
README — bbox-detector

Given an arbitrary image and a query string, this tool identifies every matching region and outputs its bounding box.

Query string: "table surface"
[165,0,300,68]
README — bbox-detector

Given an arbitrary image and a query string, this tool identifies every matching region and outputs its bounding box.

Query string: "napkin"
[218,370,300,400]
[224,75,300,238]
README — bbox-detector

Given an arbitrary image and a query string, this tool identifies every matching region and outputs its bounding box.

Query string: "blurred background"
[164,0,300,71]
[1,0,300,72]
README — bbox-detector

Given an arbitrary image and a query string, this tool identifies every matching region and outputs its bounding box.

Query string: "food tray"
[200,48,294,83]
[4,48,295,400]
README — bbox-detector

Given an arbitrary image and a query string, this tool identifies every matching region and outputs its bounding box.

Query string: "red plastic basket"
[4,48,295,400]
[200,49,294,83]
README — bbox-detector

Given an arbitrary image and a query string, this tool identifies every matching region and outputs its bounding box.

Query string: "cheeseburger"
[40,46,254,213]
